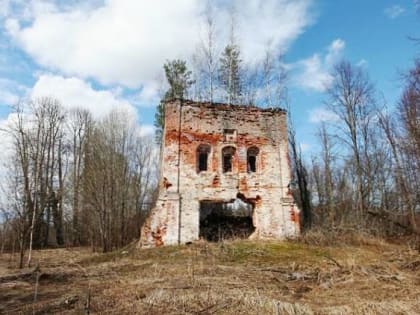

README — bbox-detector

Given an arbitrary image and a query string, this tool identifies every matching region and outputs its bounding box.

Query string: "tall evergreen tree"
[218,44,242,104]
[154,60,194,145]
[163,59,194,100]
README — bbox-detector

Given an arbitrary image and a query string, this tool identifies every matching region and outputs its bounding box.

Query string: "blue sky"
[0,0,419,153]
[287,0,419,149]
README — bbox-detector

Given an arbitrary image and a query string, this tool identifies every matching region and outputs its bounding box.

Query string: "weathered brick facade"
[139,100,300,247]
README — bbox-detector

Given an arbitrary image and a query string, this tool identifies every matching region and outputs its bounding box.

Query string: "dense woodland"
[0,7,419,269]
[0,102,158,267]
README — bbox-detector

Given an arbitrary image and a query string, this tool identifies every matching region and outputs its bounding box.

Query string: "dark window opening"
[223,154,232,172]
[222,146,235,173]
[199,200,255,242]
[247,146,259,173]
[248,156,256,172]
[198,152,208,171]
[197,144,211,173]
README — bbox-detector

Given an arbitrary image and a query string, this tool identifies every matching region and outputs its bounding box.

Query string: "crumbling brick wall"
[139,100,300,247]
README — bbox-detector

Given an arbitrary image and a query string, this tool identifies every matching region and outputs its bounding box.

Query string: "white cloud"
[296,54,333,92]
[138,124,154,137]
[4,17,19,35]
[30,74,137,119]
[356,59,368,68]
[294,38,345,92]
[384,5,405,19]
[5,0,313,88]
[5,1,204,87]
[136,81,162,108]
[0,113,21,175]
[299,142,311,153]
[0,0,16,18]
[325,39,345,66]
[308,107,339,123]
[231,0,313,62]
[0,78,28,106]
[0,89,19,105]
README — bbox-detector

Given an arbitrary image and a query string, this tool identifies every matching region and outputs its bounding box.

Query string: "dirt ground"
[0,238,419,314]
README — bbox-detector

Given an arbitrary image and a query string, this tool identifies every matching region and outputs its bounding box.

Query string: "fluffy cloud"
[30,74,137,119]
[4,0,312,88]
[138,124,155,137]
[325,39,345,66]
[0,112,21,183]
[308,107,339,123]
[0,0,15,18]
[295,38,345,92]
[384,5,405,19]
[0,78,28,106]
[0,89,18,105]
[230,0,313,62]
[4,1,203,87]
[295,55,333,92]
[136,80,163,108]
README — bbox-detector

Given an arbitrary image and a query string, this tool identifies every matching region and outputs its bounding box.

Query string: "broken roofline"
[164,98,287,114]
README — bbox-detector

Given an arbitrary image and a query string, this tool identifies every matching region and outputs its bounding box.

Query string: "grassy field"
[0,236,419,314]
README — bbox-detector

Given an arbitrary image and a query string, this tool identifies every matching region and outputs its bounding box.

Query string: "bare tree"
[25,98,66,265]
[193,1,219,102]
[287,103,312,229]
[259,48,288,107]
[0,155,30,268]
[83,109,157,252]
[1,97,159,257]
[313,123,336,224]
[67,108,93,245]
[396,60,420,232]
[325,61,377,223]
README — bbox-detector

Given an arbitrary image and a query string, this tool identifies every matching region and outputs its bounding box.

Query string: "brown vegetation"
[290,60,420,237]
[0,99,157,268]
[1,237,419,314]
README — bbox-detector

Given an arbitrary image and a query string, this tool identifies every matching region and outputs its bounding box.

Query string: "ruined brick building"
[140,99,300,247]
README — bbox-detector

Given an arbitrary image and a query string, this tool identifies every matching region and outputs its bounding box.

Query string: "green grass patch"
[214,240,330,265]
[81,239,337,270]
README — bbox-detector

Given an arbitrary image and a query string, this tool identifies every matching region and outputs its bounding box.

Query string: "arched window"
[197,144,211,172]
[222,146,236,173]
[247,146,259,173]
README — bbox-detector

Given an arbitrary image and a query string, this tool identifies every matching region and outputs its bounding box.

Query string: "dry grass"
[297,228,392,247]
[0,238,419,314]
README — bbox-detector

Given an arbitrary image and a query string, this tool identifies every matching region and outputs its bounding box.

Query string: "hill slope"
[0,238,419,314]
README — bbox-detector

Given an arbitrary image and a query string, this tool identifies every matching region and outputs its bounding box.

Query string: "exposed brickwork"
[139,100,300,247]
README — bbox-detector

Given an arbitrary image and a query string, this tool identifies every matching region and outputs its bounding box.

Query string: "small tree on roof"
[154,60,194,145]
[163,59,194,100]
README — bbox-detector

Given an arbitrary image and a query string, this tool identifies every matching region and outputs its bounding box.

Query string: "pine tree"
[163,59,194,100]
[218,44,242,104]
[154,60,194,144]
